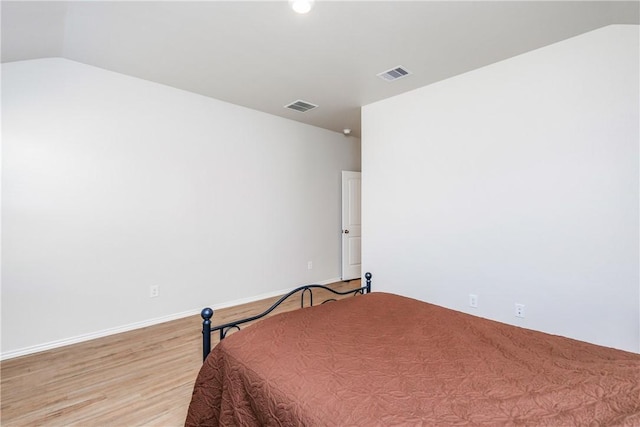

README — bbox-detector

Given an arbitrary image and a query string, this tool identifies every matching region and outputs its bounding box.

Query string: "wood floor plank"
[1,279,361,426]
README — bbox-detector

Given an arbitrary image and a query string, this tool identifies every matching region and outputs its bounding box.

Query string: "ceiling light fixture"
[289,0,314,14]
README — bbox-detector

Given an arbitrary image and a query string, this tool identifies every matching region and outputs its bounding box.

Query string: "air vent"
[285,99,318,113]
[377,66,411,82]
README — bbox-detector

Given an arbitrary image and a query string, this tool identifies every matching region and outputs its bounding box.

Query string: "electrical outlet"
[515,303,525,318]
[150,285,159,298]
[468,294,478,308]
[307,261,313,270]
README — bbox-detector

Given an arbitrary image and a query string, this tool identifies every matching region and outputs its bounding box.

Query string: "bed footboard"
[200,273,372,361]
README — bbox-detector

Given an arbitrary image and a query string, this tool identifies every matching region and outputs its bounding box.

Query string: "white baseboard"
[0,309,201,361]
[0,277,343,361]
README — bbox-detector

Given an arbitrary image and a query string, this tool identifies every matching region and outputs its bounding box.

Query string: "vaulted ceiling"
[2,1,638,137]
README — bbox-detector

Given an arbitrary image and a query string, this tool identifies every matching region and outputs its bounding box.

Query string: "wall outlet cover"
[469,294,478,308]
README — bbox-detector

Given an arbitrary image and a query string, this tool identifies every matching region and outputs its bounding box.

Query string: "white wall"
[1,58,361,357]
[362,25,639,353]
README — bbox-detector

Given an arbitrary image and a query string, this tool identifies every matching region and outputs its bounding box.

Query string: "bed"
[186,274,640,426]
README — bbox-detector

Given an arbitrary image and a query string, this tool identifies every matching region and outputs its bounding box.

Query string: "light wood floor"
[1,279,362,426]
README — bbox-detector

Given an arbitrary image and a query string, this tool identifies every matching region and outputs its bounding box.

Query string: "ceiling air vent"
[285,99,318,113]
[377,66,411,82]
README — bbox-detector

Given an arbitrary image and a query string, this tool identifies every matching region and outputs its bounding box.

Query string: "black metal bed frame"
[200,272,372,361]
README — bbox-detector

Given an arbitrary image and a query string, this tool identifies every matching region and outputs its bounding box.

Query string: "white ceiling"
[2,1,638,137]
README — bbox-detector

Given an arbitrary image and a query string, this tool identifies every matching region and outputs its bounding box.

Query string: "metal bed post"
[201,307,214,362]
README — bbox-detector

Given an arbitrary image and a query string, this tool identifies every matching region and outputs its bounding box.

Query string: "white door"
[341,171,361,280]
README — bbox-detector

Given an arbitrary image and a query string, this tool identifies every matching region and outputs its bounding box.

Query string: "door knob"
[344,230,350,234]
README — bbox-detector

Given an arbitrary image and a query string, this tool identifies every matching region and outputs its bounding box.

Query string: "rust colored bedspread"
[185,292,640,426]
